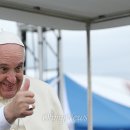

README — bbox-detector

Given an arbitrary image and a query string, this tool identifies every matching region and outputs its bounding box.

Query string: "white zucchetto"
[0,31,24,47]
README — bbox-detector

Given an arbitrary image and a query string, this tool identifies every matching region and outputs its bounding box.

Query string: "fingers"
[22,107,35,117]
[23,91,34,98]
[21,78,30,91]
[16,104,35,118]
[24,97,35,104]
[26,104,35,111]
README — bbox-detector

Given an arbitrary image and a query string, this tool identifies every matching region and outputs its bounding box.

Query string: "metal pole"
[57,32,60,98]
[86,23,93,130]
[21,30,27,74]
[57,30,64,107]
[37,26,44,80]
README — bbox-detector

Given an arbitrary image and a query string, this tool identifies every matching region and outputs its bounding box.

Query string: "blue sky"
[0,19,130,79]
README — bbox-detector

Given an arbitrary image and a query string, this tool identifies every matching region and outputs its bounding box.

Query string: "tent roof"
[0,0,130,30]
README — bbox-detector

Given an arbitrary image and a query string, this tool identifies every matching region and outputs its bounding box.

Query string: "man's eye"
[0,67,8,73]
[15,66,23,72]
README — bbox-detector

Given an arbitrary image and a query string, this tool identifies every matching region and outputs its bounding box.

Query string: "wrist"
[4,105,16,124]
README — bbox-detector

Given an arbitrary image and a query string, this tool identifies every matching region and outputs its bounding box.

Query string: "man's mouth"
[2,82,15,91]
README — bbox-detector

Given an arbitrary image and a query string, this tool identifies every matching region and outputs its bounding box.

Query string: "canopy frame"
[0,1,130,25]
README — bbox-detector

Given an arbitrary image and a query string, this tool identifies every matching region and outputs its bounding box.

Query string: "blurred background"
[1,19,130,130]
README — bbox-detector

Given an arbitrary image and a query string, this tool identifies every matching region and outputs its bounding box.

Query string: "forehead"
[0,43,24,50]
[0,44,25,64]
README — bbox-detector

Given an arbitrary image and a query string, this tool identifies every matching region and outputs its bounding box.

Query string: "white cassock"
[0,75,69,130]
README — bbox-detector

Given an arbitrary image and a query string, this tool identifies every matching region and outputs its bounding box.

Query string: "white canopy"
[0,0,130,30]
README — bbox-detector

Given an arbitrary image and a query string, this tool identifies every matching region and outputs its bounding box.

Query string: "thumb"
[21,78,30,91]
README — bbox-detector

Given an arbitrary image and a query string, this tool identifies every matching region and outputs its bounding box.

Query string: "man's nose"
[6,71,16,84]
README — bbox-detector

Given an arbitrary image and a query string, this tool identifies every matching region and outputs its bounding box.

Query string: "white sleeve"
[0,106,11,130]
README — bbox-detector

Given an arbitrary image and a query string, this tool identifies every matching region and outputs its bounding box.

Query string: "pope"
[0,31,68,130]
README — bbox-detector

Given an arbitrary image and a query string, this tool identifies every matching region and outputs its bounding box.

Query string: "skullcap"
[0,31,24,47]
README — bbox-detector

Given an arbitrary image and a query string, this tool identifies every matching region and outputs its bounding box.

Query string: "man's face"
[0,44,25,99]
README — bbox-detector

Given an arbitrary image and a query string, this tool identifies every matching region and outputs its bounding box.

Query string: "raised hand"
[21,78,30,91]
[4,78,35,123]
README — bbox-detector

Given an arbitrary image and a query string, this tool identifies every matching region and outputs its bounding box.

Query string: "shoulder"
[24,75,51,89]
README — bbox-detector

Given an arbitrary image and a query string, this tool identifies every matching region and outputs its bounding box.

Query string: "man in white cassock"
[0,32,68,130]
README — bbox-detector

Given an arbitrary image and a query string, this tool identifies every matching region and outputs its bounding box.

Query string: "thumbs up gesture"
[4,78,35,123]
[22,78,30,91]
